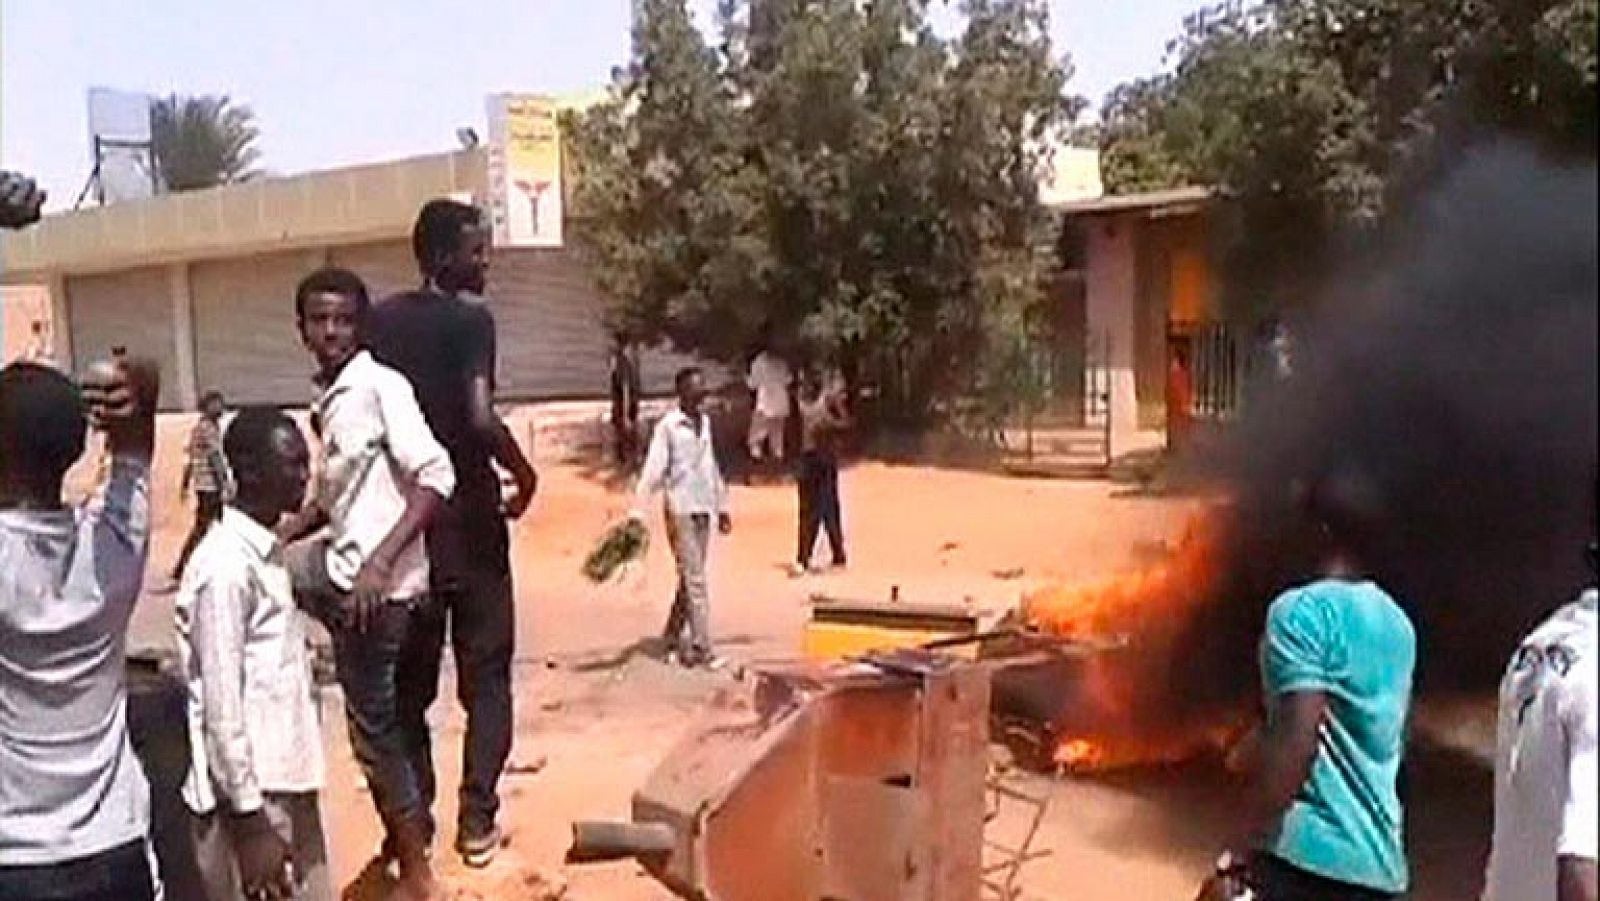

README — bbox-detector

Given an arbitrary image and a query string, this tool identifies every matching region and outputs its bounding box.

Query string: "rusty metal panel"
[702,708,821,901]
[918,666,991,901]
[819,776,925,901]
[814,682,921,781]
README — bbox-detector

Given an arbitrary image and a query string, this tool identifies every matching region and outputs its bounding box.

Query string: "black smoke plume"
[1190,142,1598,700]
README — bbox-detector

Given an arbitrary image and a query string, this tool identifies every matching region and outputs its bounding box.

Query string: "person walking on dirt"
[0,356,161,901]
[1482,485,1597,901]
[366,199,538,869]
[172,390,230,582]
[1204,469,1415,901]
[177,407,333,901]
[792,369,849,576]
[632,367,732,670]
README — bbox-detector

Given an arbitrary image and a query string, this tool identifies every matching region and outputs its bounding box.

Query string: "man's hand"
[0,171,45,230]
[718,512,733,535]
[81,355,159,458]
[1559,856,1598,901]
[346,555,393,634]
[232,811,296,900]
[503,468,538,520]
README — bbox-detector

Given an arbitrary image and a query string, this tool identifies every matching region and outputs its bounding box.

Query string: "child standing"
[280,267,455,899]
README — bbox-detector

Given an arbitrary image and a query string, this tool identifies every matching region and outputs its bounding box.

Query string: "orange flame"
[1021,508,1240,772]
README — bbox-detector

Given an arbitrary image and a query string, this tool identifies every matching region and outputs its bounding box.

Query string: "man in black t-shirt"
[366,199,538,869]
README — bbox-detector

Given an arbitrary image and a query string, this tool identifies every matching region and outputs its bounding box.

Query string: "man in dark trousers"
[367,199,538,869]
[608,331,642,471]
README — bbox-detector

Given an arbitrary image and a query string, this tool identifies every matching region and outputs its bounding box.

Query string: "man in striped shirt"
[172,390,229,581]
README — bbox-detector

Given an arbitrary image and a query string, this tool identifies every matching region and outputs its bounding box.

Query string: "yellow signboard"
[486,93,563,248]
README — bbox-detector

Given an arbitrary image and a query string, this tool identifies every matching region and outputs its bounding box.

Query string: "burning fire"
[1021,508,1243,772]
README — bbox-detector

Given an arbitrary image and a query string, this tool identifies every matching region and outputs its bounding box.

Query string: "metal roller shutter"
[487,248,609,400]
[329,241,419,303]
[192,251,322,407]
[66,267,182,411]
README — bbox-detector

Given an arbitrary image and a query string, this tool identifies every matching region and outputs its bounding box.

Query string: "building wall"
[2,285,53,366]
[1083,216,1139,447]
[54,238,704,411]
[192,249,328,407]
[66,267,184,409]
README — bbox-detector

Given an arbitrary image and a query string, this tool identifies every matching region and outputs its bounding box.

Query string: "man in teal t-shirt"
[1207,470,1416,901]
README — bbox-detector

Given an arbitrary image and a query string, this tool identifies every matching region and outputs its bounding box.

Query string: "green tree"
[567,0,1079,425]
[151,94,263,192]
[1097,0,1598,316]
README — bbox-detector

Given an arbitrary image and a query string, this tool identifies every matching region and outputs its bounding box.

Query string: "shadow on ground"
[1067,740,1491,900]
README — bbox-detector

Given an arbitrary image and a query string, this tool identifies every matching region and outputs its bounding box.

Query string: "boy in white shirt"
[177,407,329,901]
[279,267,455,899]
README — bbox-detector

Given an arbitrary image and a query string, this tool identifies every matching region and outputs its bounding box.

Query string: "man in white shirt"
[177,407,331,901]
[0,357,160,901]
[279,267,455,899]
[1483,522,1598,901]
[746,345,792,464]
[632,367,732,669]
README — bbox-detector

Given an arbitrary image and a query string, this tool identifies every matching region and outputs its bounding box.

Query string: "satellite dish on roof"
[76,88,159,208]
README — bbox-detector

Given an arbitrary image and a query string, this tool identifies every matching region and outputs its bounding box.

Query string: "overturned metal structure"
[572,649,995,901]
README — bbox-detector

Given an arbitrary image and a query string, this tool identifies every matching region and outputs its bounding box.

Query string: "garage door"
[192,252,323,407]
[66,267,182,411]
[329,241,418,303]
[487,248,610,400]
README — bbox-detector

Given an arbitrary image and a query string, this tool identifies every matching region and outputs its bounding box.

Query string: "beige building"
[1,148,689,412]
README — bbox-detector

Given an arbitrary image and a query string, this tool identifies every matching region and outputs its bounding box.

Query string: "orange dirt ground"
[124,419,1490,900]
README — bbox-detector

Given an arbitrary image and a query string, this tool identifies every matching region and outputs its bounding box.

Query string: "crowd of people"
[0,174,1594,901]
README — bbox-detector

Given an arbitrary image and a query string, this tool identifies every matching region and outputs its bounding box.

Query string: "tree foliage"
[566,0,1079,424]
[152,94,263,192]
[1097,0,1598,315]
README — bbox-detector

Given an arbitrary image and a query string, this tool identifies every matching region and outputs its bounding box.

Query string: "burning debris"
[1004,508,1247,772]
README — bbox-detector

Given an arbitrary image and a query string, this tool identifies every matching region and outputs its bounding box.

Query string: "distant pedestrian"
[172,390,229,581]
[792,369,849,576]
[746,340,792,467]
[609,332,642,471]
[1205,468,1414,901]
[632,367,732,669]
[177,407,332,901]
[1482,484,1597,901]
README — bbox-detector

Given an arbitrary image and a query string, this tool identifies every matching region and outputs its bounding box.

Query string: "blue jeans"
[286,538,428,833]
[331,601,428,832]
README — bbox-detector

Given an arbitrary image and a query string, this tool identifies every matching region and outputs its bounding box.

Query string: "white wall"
[1083,215,1140,453]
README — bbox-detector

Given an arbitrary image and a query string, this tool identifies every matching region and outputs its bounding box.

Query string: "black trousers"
[1251,855,1400,901]
[397,494,515,837]
[172,490,222,578]
[0,841,154,901]
[797,451,846,567]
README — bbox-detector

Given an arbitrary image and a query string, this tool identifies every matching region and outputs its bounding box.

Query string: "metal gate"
[1174,322,1245,423]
